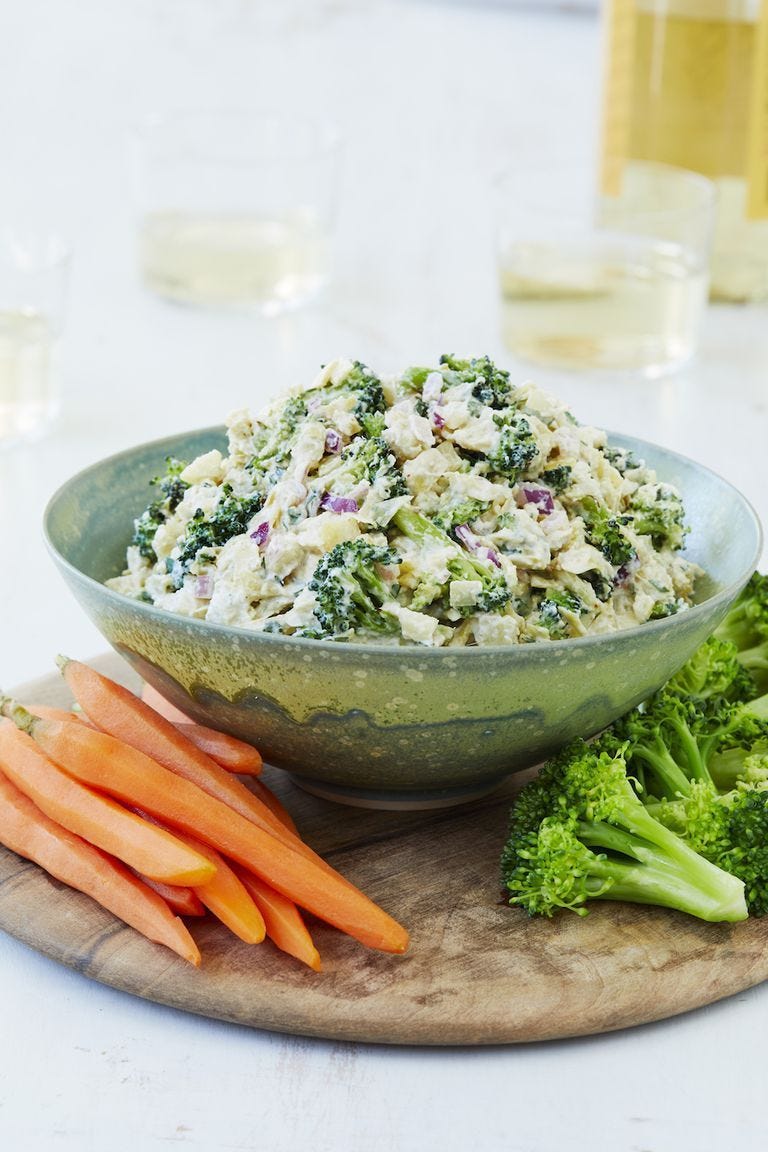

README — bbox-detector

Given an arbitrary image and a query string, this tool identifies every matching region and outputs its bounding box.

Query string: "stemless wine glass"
[495,161,716,377]
[132,109,342,315]
[0,231,70,446]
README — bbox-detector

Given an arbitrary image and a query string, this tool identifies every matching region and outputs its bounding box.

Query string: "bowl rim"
[43,424,764,659]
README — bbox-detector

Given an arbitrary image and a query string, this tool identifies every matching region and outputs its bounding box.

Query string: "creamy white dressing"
[107,357,701,646]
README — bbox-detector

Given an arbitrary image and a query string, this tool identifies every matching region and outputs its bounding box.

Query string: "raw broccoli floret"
[716,572,768,650]
[629,484,687,550]
[501,739,747,922]
[438,354,512,409]
[486,415,538,481]
[168,485,263,587]
[647,780,768,916]
[577,496,636,569]
[392,505,511,615]
[715,573,768,693]
[708,750,768,791]
[625,637,768,916]
[705,697,768,789]
[503,605,768,924]
[611,696,697,801]
[616,690,768,802]
[131,457,190,563]
[664,635,756,704]
[305,539,400,639]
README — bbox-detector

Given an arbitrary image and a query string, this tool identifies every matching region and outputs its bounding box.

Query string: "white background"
[1,2,767,1150]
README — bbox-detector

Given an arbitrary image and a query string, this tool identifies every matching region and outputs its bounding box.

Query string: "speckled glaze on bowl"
[44,427,761,809]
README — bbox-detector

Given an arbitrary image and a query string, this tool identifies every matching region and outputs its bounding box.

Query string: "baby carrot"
[25,703,88,725]
[133,875,207,918]
[235,866,321,972]
[0,721,217,887]
[60,659,341,875]
[16,712,409,954]
[158,826,266,945]
[0,770,200,965]
[140,682,192,723]
[62,659,294,838]
[249,779,300,836]
[173,723,263,776]
[140,683,263,774]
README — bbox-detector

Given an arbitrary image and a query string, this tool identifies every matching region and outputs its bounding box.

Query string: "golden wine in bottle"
[601,0,768,302]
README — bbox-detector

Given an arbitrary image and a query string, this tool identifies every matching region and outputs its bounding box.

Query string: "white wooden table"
[1,3,766,1149]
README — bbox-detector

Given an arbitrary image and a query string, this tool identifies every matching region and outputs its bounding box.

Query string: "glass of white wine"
[495,161,716,377]
[0,232,70,447]
[132,110,342,314]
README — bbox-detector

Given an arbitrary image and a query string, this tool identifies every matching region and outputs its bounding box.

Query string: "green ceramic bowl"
[44,427,761,809]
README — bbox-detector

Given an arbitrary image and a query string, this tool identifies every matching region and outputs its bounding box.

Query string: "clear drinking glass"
[495,161,716,377]
[0,231,70,446]
[133,110,342,314]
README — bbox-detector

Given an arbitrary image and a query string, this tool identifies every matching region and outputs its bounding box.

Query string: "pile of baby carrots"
[0,658,409,970]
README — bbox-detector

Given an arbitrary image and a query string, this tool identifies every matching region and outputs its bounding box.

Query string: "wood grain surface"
[2,653,768,1046]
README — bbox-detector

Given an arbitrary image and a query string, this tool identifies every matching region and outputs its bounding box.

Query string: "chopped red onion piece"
[250,521,270,546]
[320,493,359,514]
[432,408,445,429]
[454,523,478,550]
[454,526,501,569]
[614,555,640,586]
[325,428,342,454]
[194,573,214,599]
[521,486,555,514]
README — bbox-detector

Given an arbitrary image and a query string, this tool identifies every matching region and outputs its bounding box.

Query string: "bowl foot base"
[287,774,507,811]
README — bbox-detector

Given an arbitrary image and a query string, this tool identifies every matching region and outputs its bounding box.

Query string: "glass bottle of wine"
[601,0,768,303]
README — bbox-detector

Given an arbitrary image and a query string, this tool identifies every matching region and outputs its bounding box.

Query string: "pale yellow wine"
[140,211,329,311]
[608,0,768,302]
[499,238,707,374]
[0,310,57,442]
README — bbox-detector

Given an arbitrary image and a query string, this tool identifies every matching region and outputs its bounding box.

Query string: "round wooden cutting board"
[1,653,768,1046]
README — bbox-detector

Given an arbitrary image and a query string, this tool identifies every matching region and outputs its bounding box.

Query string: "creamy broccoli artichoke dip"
[107,355,700,647]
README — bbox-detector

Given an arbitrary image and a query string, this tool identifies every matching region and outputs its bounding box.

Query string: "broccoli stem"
[581,854,746,922]
[743,692,768,720]
[392,505,493,583]
[576,816,746,916]
[716,611,758,653]
[664,713,713,786]
[587,799,745,898]
[707,749,752,790]
[624,734,694,800]
[741,649,768,691]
